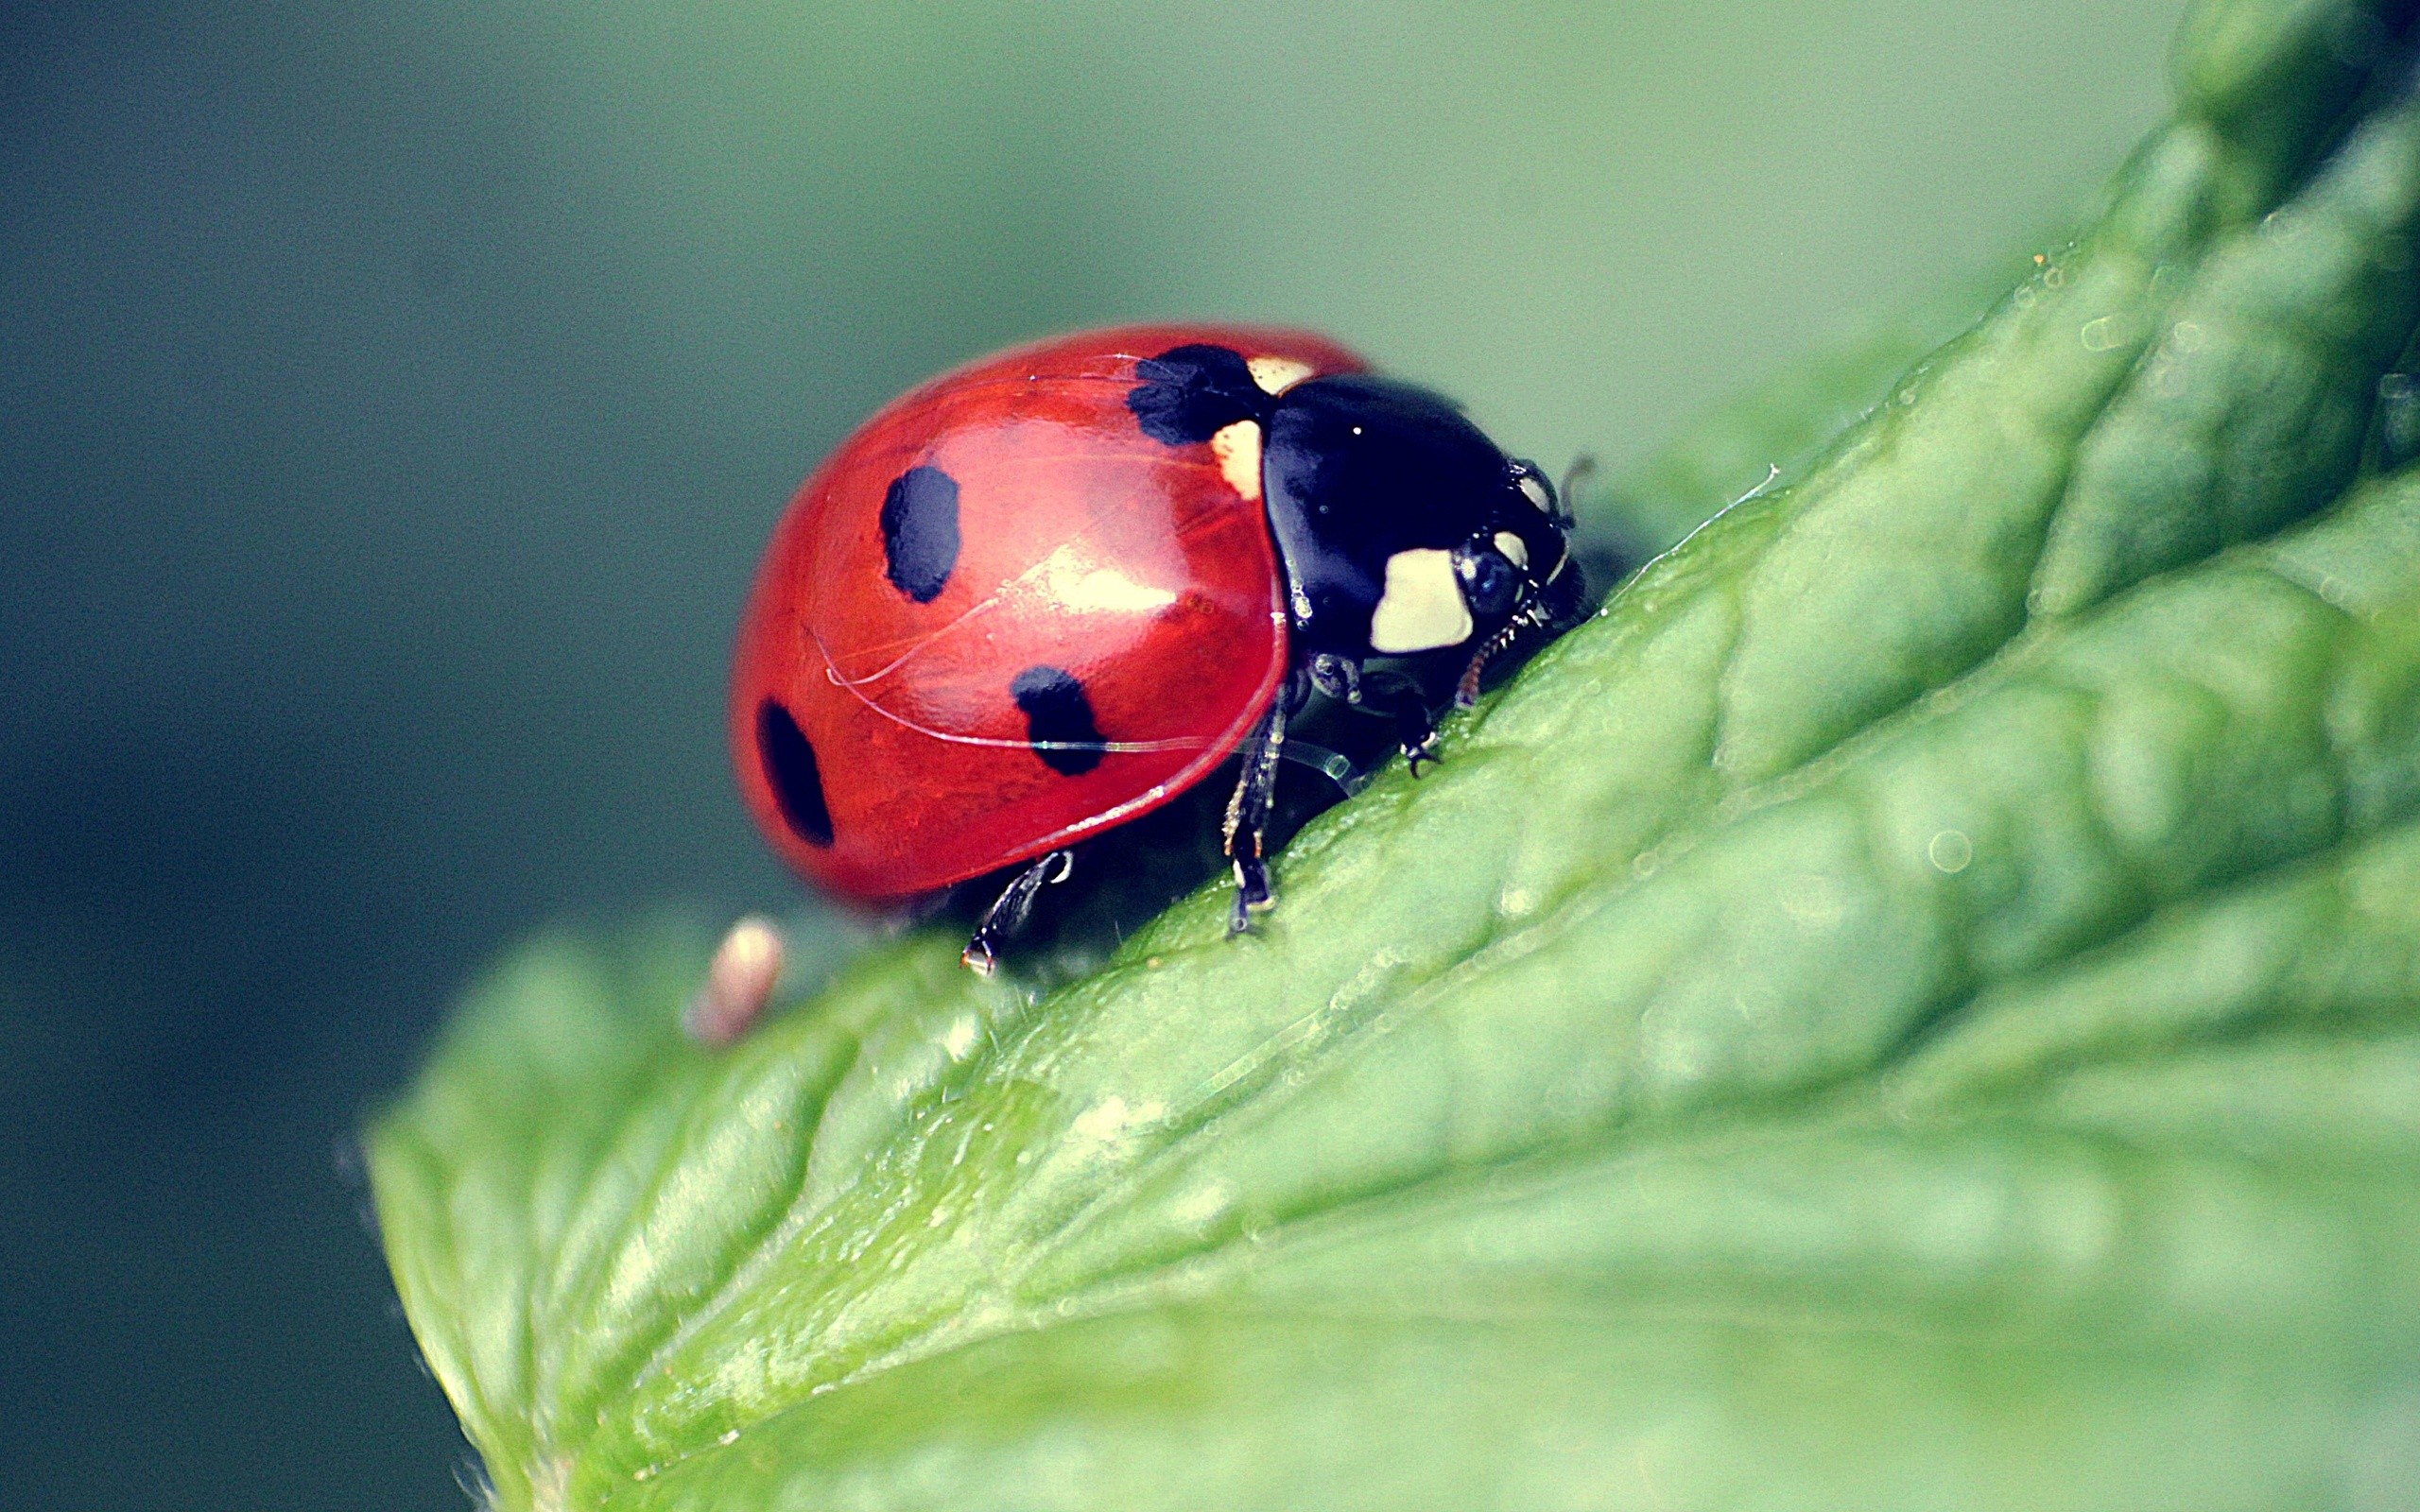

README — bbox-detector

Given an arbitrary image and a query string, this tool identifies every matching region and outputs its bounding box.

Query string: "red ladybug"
[731,324,1581,972]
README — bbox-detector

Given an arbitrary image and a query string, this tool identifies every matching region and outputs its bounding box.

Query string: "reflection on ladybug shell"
[732,324,1367,902]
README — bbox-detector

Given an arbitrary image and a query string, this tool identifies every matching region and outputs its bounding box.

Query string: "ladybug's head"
[1426,456,1586,709]
[1448,456,1584,634]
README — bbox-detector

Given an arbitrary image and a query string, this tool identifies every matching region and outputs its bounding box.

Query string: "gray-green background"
[0,2,2181,1506]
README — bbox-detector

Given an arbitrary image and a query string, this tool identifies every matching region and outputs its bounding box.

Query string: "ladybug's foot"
[1228,855,1275,936]
[961,849,1075,976]
[1393,704,1443,778]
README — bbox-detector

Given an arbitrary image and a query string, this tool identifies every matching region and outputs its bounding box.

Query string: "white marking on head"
[1517,472,1552,512]
[1368,548,1474,653]
[1210,419,1263,501]
[1246,354,1315,395]
[1493,531,1529,570]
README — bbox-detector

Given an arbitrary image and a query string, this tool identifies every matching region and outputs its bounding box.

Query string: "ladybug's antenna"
[1552,456,1594,528]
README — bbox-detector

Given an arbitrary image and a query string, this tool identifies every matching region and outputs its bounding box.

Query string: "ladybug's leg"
[1306,651,1361,705]
[1355,674,1444,776]
[1312,652,1439,781]
[1222,694,1289,936]
[961,849,1075,976]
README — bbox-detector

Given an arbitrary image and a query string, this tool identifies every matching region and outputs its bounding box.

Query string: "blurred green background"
[0,1,2185,1506]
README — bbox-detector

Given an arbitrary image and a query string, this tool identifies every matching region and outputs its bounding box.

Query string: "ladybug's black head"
[1440,456,1582,640]
[1422,456,1587,707]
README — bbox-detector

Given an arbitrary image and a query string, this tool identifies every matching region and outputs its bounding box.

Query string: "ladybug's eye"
[1455,543,1522,620]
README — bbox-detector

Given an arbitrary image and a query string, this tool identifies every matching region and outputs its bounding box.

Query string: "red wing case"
[733,324,1366,901]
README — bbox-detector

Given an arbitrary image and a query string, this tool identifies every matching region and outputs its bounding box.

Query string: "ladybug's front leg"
[1354,671,1443,776]
[1221,695,1289,935]
[1314,654,1441,776]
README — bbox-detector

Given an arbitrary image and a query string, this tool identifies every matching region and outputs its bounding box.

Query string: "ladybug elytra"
[730,325,1582,973]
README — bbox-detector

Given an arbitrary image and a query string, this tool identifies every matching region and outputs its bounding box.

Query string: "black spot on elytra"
[879,465,960,603]
[1126,343,1267,446]
[756,700,834,847]
[1011,666,1106,776]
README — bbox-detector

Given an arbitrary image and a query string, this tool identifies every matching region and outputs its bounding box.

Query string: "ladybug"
[731,324,1582,973]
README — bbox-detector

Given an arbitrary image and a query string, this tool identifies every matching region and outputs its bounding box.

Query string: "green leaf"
[370,4,2420,1506]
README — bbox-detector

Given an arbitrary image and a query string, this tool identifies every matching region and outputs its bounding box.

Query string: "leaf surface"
[371,5,2420,1506]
